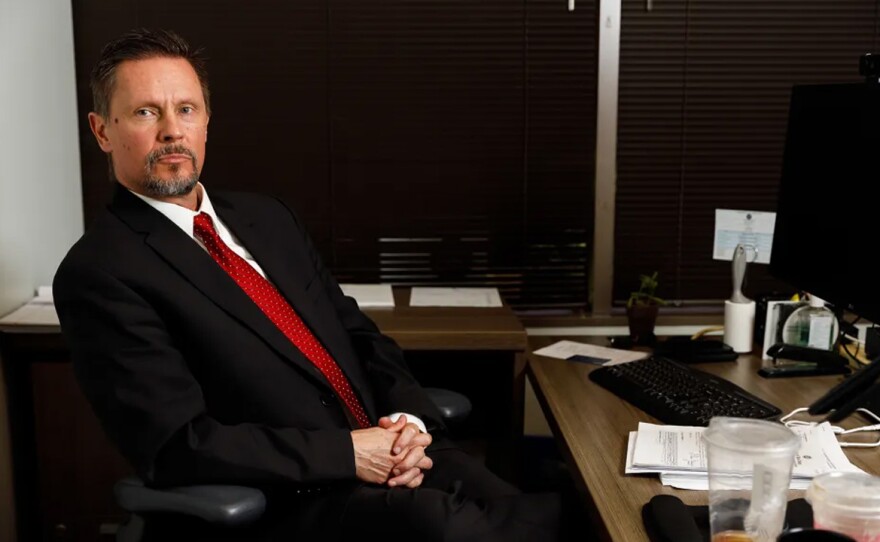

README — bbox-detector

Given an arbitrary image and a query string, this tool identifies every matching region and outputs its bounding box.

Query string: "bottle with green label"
[781,294,836,350]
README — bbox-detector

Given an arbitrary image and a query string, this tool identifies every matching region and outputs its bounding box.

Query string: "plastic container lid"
[806,472,880,519]
[702,417,801,455]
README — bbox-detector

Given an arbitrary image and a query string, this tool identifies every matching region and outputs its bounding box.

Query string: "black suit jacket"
[53,185,445,488]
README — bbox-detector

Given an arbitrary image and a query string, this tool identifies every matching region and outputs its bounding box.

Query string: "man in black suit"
[54,28,564,540]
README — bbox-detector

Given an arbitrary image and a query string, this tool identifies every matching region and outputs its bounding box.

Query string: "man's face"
[89,57,209,199]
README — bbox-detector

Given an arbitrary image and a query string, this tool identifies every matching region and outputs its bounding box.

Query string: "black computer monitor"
[770,82,880,323]
[769,81,880,420]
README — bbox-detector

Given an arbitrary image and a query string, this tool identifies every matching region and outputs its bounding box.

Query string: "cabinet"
[1,328,131,542]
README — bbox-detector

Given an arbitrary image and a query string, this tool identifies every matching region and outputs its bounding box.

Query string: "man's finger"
[388,467,421,488]
[415,455,433,471]
[392,423,419,454]
[393,445,425,472]
[377,416,394,429]
[405,472,425,489]
[383,415,407,435]
[407,432,432,449]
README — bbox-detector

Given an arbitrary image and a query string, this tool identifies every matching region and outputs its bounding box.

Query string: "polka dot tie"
[193,213,371,429]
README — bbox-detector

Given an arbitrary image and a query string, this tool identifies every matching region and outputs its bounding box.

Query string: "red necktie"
[193,212,371,429]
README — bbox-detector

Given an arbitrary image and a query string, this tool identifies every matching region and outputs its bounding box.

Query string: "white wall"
[0,0,83,313]
[0,0,84,538]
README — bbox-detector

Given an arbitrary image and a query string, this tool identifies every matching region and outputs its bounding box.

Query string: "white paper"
[632,422,708,471]
[659,472,811,491]
[789,422,864,478]
[624,422,864,491]
[625,431,639,474]
[532,340,648,366]
[0,286,59,326]
[409,287,502,307]
[713,209,776,264]
[339,284,395,308]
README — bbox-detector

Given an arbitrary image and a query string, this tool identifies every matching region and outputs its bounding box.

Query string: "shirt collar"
[129,183,221,239]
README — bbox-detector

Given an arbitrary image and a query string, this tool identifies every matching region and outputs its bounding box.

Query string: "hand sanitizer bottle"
[782,294,836,350]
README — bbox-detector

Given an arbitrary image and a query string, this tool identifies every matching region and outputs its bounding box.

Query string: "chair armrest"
[114,476,266,526]
[425,387,472,421]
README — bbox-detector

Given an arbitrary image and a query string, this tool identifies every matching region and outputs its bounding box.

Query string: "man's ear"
[88,112,113,153]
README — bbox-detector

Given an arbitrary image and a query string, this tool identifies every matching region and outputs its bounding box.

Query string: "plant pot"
[626,304,659,346]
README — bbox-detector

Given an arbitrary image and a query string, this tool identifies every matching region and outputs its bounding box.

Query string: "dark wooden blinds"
[72,0,597,309]
[615,0,880,304]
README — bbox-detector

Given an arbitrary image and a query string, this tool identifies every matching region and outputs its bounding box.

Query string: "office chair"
[425,387,472,424]
[114,387,471,541]
[114,477,266,541]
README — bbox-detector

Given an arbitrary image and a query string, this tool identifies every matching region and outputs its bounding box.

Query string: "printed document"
[625,422,863,490]
[713,209,775,264]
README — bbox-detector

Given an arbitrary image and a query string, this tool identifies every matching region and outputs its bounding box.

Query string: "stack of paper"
[625,422,865,490]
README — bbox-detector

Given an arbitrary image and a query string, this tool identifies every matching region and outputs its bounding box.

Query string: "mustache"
[146,145,197,168]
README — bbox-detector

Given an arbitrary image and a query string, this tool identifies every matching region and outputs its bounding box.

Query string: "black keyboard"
[589,356,782,426]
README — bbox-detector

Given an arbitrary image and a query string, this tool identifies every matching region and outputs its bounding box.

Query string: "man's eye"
[180,106,194,114]
[135,109,154,117]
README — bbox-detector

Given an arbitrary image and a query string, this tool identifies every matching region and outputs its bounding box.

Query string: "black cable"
[832,308,860,366]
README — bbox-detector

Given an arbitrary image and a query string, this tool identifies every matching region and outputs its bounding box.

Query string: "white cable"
[842,333,866,345]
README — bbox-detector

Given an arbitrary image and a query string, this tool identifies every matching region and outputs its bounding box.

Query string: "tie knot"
[193,212,218,243]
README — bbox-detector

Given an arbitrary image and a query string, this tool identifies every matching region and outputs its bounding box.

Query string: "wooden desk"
[367,288,528,352]
[526,336,880,542]
[0,289,527,542]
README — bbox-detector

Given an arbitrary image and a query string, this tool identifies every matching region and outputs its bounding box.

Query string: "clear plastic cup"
[805,471,880,542]
[703,417,801,542]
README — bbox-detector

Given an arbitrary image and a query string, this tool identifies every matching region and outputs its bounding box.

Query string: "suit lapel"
[211,196,374,412]
[212,198,352,372]
[109,187,330,387]
[211,200,319,334]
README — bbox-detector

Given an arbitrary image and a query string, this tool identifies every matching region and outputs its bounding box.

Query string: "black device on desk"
[654,336,738,363]
[589,356,781,426]
[807,356,880,422]
[758,343,851,378]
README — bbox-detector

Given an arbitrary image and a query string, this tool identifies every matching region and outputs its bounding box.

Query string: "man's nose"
[158,114,184,142]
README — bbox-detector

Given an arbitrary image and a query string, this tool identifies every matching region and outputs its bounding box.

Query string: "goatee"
[141,144,200,197]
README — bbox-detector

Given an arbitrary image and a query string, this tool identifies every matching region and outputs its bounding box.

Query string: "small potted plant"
[626,271,665,345]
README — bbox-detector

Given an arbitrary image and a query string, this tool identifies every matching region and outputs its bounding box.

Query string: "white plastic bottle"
[782,294,836,350]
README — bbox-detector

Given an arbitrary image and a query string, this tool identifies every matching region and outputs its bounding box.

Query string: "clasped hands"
[351,414,433,489]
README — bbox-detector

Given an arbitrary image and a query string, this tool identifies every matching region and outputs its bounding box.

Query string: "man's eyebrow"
[132,98,201,110]
[132,100,162,110]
